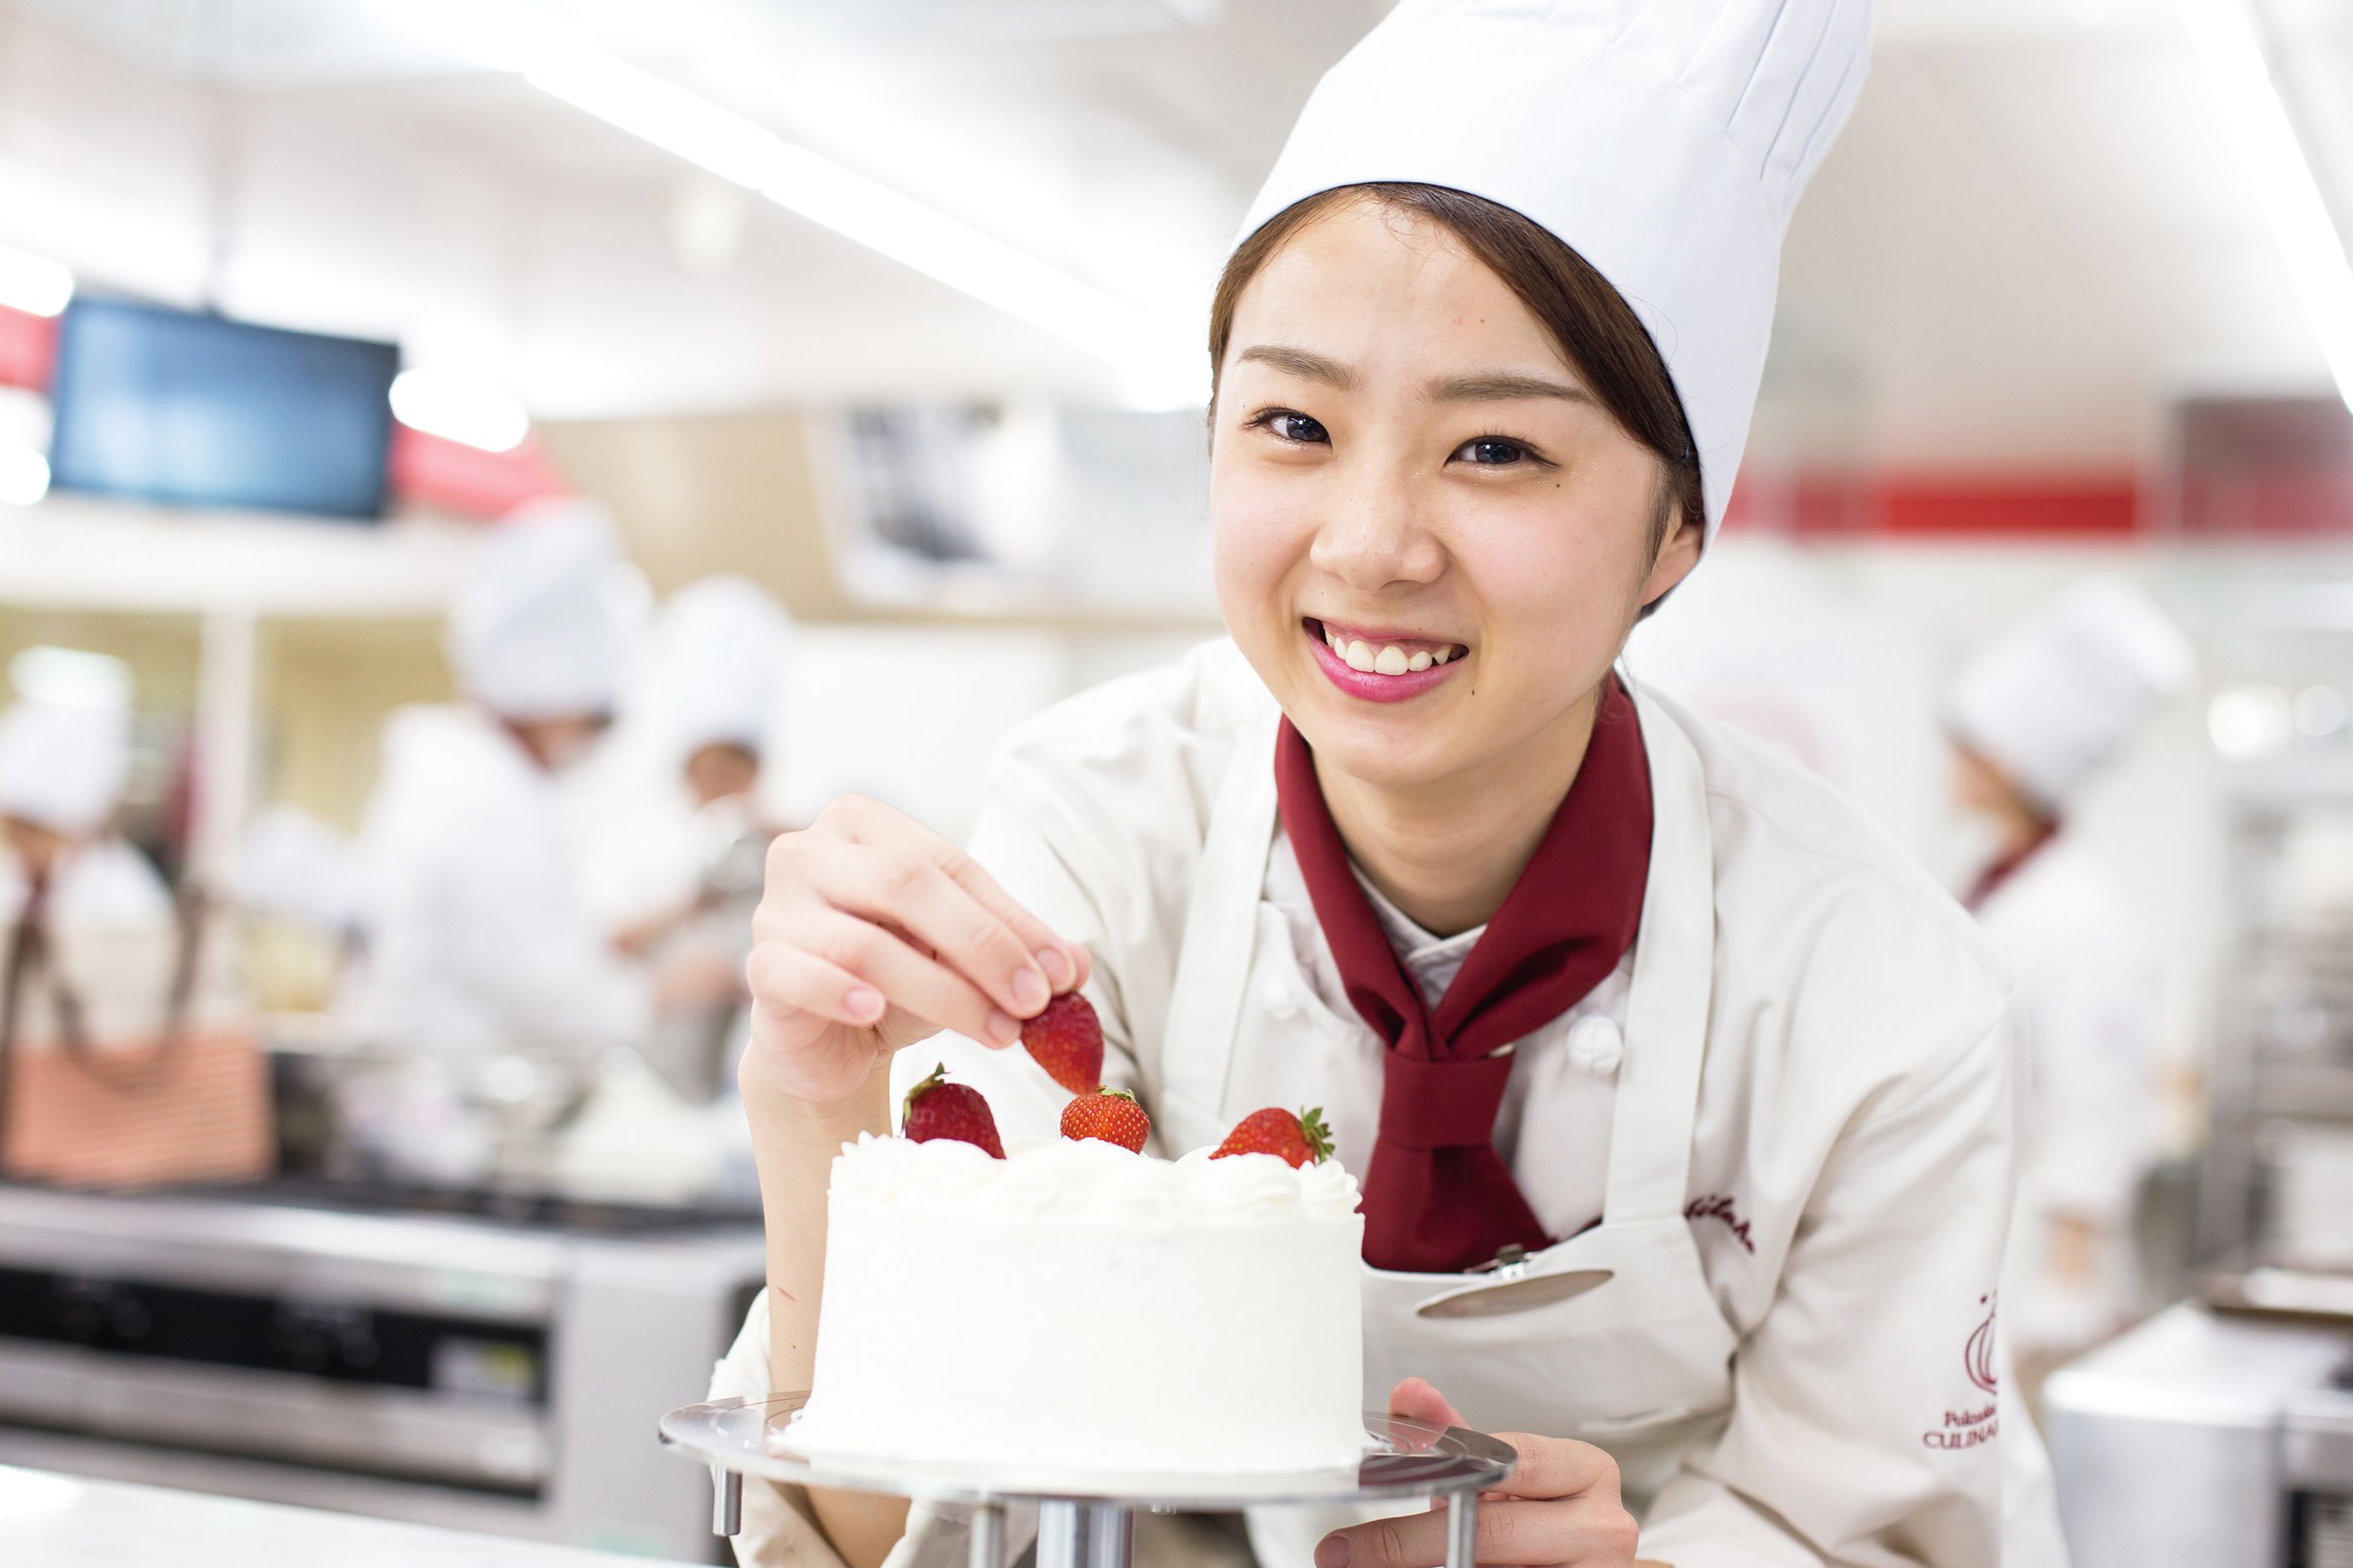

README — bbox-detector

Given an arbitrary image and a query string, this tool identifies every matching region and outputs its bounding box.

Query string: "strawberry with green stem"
[1211,1106,1334,1169]
[902,1064,1005,1158]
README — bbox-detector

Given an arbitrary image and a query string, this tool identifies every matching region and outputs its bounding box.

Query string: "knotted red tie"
[1274,677,1652,1274]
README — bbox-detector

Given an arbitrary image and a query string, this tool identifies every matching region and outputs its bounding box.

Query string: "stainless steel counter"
[2044,1302,2353,1568]
[0,1463,704,1566]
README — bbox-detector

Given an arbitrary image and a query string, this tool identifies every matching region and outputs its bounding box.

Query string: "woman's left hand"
[1315,1379,1641,1568]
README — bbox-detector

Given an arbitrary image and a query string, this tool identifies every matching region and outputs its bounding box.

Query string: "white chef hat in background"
[1240,0,1873,540]
[448,497,629,721]
[0,645,135,837]
[0,696,132,836]
[657,574,794,766]
[1947,578,2198,816]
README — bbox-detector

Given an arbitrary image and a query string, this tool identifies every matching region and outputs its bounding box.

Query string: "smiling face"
[1211,195,1701,797]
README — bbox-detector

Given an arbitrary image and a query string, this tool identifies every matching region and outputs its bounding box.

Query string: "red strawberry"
[1060,1087,1150,1153]
[1019,991,1104,1095]
[1211,1106,1334,1169]
[901,1064,1004,1158]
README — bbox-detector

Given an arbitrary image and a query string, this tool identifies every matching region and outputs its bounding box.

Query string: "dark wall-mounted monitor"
[46,298,399,520]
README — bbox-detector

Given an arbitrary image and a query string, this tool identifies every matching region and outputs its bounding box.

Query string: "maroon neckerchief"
[1275,676,1653,1274]
[1964,820,2059,913]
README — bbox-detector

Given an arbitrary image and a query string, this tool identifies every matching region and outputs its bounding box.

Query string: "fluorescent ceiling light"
[389,368,531,452]
[2178,0,2353,414]
[0,448,50,506]
[526,48,785,190]
[0,244,73,318]
[507,26,1202,404]
[762,145,1173,363]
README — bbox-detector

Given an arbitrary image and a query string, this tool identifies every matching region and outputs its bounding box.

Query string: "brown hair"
[1207,184,1704,555]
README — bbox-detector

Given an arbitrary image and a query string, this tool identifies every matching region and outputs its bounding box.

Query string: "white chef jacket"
[352,704,651,1064]
[1974,835,2158,1355]
[714,639,2023,1568]
[1,838,171,931]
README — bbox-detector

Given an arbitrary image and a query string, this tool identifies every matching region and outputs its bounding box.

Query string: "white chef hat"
[448,498,628,721]
[0,696,132,836]
[1947,579,2196,815]
[657,575,793,763]
[1241,0,1871,539]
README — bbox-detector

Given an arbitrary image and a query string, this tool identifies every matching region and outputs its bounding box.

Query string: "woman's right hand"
[741,793,1091,1106]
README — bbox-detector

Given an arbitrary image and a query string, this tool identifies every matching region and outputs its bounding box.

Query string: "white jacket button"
[1261,974,1306,1021]
[1565,1015,1624,1078]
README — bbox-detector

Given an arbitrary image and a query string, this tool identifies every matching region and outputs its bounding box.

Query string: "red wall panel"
[385,423,569,519]
[1725,469,2144,538]
[0,306,59,391]
[1871,475,2141,537]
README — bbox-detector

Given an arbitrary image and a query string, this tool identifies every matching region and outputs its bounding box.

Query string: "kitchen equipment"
[0,1175,763,1560]
[659,1392,1518,1568]
[2043,1303,2353,1567]
[2199,750,2353,1271]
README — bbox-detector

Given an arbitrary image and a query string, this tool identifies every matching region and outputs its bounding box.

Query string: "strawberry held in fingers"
[1019,991,1105,1095]
[902,1065,1005,1158]
[1212,1106,1334,1169]
[1060,1087,1150,1153]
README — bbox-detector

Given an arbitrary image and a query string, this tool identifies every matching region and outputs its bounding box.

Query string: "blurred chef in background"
[545,575,794,1204]
[1947,579,2196,1390]
[0,671,175,1179]
[610,574,793,1100]
[351,499,708,1180]
[0,658,164,932]
[0,659,276,1189]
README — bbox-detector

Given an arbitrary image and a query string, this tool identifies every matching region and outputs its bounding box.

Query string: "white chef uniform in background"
[348,500,653,1181]
[1947,579,2196,1369]
[602,575,792,929]
[597,574,793,1105]
[714,2,2062,1565]
[0,675,170,932]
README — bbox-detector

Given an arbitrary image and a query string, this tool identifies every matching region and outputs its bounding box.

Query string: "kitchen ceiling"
[0,0,2346,469]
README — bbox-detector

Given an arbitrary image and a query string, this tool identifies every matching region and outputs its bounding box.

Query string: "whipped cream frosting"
[797,1128,1368,1477]
[827,1131,1362,1222]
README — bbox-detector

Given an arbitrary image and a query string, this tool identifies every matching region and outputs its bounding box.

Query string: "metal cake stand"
[659,1392,1517,1568]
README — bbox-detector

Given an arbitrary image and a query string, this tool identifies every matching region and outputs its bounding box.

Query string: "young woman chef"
[716,3,2029,1565]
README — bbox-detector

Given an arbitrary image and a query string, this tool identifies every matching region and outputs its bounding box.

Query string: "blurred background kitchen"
[0,0,2350,1563]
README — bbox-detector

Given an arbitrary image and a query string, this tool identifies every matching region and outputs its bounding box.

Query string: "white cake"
[784,1133,1368,1476]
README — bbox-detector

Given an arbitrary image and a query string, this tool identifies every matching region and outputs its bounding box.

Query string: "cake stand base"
[662,1394,1515,1568]
[1032,1499,1131,1568]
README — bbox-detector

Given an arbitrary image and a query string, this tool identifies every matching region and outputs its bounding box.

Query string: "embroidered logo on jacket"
[1683,1193,1754,1254]
[1922,1294,2002,1451]
[1965,1292,2000,1395]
